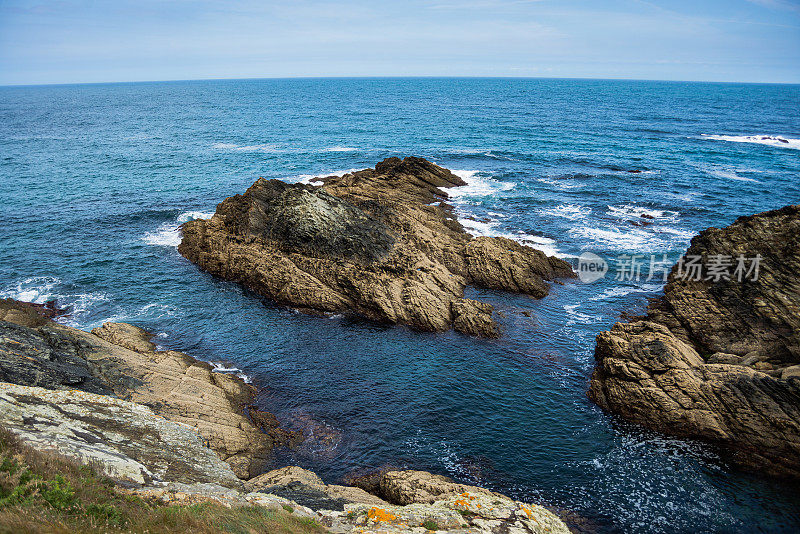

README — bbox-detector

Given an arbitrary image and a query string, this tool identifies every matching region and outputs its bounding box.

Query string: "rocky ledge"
[0,298,299,479]
[179,157,574,337]
[589,205,800,478]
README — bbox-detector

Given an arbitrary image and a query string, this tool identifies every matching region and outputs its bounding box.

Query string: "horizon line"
[2,74,800,89]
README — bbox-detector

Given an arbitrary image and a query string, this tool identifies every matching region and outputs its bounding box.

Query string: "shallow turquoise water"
[1,78,799,532]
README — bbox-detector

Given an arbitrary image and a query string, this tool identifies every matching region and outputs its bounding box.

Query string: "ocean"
[1,77,799,532]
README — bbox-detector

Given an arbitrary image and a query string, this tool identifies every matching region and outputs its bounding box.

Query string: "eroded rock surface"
[179,157,573,337]
[0,382,241,487]
[590,205,800,478]
[0,298,299,479]
[236,467,569,533]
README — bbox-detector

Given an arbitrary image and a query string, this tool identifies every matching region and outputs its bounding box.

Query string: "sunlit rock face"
[179,157,574,338]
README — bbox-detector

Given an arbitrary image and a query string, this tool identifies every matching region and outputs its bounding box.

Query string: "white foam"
[564,304,603,326]
[589,284,663,301]
[570,225,693,253]
[211,362,243,373]
[0,276,112,327]
[447,170,515,198]
[707,168,760,183]
[607,205,679,221]
[535,177,584,190]
[539,204,591,221]
[210,362,252,383]
[212,142,281,152]
[322,146,357,152]
[0,276,61,303]
[457,215,560,256]
[143,211,214,248]
[700,134,800,150]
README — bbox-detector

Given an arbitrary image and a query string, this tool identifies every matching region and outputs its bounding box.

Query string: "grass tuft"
[0,427,325,534]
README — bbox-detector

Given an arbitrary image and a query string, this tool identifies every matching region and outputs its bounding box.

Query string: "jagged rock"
[179,157,574,337]
[165,466,571,533]
[0,302,113,395]
[377,469,494,505]
[0,300,298,479]
[244,466,388,511]
[0,298,68,327]
[0,383,241,487]
[326,488,570,533]
[590,205,800,478]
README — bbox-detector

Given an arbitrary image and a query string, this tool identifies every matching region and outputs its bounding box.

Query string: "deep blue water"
[1,78,800,532]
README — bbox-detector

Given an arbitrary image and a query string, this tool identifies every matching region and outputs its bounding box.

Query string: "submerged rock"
[0,299,299,479]
[590,205,800,478]
[179,157,574,337]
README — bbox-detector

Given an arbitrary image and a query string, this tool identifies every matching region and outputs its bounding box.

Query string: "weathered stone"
[0,301,295,480]
[118,466,572,533]
[179,157,574,337]
[0,383,241,487]
[244,466,388,511]
[590,205,800,478]
[0,311,113,395]
[378,470,493,505]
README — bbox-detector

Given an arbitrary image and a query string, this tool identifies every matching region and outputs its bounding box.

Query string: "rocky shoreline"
[589,205,800,478]
[0,298,570,533]
[178,157,574,338]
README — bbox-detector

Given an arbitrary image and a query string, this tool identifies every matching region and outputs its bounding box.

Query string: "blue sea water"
[1,78,800,532]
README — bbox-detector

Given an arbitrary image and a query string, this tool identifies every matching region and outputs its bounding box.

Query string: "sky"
[0,0,799,85]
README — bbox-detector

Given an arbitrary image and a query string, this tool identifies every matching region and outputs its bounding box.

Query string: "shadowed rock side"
[179,157,574,337]
[589,205,800,478]
[0,298,300,479]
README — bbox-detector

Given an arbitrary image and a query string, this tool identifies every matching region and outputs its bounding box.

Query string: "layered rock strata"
[590,205,800,478]
[0,298,298,479]
[179,157,574,337]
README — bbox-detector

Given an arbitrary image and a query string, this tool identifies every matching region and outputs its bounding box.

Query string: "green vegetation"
[0,428,325,534]
[421,519,439,531]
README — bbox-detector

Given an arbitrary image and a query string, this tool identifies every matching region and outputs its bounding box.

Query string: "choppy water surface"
[1,78,799,532]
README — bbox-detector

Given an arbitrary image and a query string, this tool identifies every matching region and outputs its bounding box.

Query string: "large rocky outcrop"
[241,467,570,534]
[179,157,574,337]
[0,298,299,479]
[590,205,800,478]
[0,382,242,487]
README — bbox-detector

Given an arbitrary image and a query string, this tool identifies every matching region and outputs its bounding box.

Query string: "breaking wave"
[142,211,214,247]
[699,134,800,150]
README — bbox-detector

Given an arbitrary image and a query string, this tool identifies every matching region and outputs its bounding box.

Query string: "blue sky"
[0,0,798,85]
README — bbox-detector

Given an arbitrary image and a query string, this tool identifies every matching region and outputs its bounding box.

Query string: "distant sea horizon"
[3,74,800,88]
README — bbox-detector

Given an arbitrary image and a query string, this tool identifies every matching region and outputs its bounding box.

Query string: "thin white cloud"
[746,0,800,13]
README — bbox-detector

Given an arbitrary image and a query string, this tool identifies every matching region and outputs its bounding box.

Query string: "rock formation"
[0,298,299,479]
[590,205,800,478]
[242,466,570,533]
[179,157,574,337]
[0,382,242,487]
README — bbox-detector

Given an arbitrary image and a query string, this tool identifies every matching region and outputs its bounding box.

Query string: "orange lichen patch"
[366,507,397,523]
[521,506,539,523]
[453,498,470,508]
